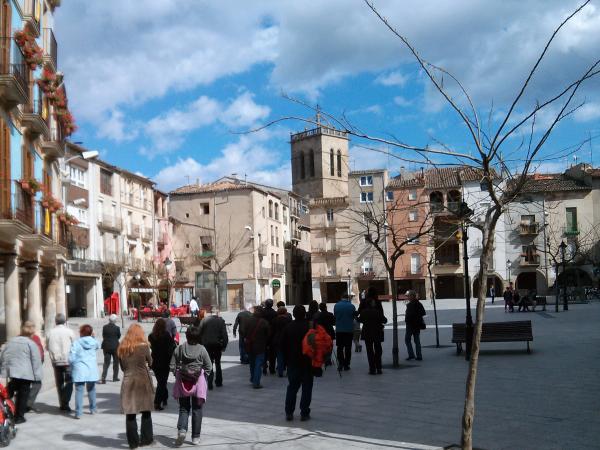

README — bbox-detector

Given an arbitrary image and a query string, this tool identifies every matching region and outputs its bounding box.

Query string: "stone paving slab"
[9,301,600,449]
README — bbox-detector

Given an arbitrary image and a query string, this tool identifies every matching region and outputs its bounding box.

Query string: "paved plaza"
[9,299,600,449]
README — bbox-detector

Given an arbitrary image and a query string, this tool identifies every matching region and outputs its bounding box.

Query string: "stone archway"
[516,270,547,294]
[473,274,503,297]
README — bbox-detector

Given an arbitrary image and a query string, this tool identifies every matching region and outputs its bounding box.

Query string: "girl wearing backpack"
[170,325,212,446]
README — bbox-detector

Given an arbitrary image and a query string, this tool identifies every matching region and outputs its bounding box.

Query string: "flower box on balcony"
[19,178,42,195]
[14,29,44,70]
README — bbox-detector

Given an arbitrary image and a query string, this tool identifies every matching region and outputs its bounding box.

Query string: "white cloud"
[97,109,138,142]
[153,131,290,192]
[220,92,271,128]
[376,71,408,87]
[573,102,600,122]
[393,96,412,107]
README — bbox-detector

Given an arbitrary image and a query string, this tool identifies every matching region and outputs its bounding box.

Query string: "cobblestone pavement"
[8,299,600,449]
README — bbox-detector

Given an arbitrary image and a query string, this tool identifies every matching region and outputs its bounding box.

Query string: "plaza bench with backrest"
[451,320,533,355]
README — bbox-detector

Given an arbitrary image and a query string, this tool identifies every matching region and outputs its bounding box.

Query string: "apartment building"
[169,180,287,310]
[387,173,429,299]
[347,169,390,297]
[62,144,161,317]
[0,0,69,340]
[505,164,600,294]
[290,121,352,302]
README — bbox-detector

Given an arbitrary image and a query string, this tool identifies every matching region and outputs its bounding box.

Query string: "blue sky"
[54,0,600,192]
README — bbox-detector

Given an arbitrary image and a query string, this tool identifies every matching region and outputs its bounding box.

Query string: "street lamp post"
[346,268,352,296]
[164,257,173,307]
[559,240,568,311]
[506,259,512,284]
[135,272,142,322]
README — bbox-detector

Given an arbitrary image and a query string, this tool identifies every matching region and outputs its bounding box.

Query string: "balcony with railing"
[562,226,580,237]
[103,250,124,265]
[271,263,285,275]
[127,224,140,239]
[356,268,375,279]
[42,27,57,69]
[520,253,540,266]
[21,85,50,138]
[312,245,341,256]
[97,214,122,232]
[519,222,540,235]
[2,186,35,229]
[41,122,65,159]
[22,0,42,35]
[141,227,152,241]
[0,39,29,107]
[291,229,301,241]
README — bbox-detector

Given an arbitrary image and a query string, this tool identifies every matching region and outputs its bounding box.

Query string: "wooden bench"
[452,320,533,354]
[531,296,547,311]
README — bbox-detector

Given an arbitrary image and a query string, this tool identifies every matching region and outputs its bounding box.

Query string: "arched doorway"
[555,268,593,289]
[473,274,503,297]
[516,270,547,294]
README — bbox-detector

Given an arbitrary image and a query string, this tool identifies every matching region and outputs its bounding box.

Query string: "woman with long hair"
[118,324,154,449]
[69,324,100,419]
[148,318,176,410]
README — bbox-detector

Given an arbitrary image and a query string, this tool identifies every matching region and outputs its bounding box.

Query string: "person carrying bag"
[170,326,212,447]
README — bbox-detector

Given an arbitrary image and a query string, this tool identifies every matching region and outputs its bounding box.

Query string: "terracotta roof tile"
[170,181,253,195]
[518,174,590,193]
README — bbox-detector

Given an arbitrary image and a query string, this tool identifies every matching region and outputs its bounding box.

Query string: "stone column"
[26,262,42,333]
[4,253,21,339]
[44,278,57,332]
[55,263,66,318]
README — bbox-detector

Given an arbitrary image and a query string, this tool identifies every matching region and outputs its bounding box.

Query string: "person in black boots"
[281,305,313,421]
[404,290,426,361]
[148,318,176,410]
[358,297,387,374]
[261,299,278,375]
[199,311,228,389]
[101,314,121,383]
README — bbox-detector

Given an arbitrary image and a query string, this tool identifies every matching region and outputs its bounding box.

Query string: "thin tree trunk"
[461,216,499,449]
[427,262,440,347]
[390,273,399,367]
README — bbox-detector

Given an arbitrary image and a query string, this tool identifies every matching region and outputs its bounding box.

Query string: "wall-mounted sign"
[130,288,155,293]
[271,279,281,288]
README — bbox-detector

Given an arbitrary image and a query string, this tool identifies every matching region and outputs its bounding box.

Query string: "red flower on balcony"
[19,178,42,195]
[14,29,44,70]
[60,110,77,136]
[37,66,58,94]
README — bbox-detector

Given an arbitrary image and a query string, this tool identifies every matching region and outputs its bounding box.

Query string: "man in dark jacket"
[233,306,252,364]
[272,307,293,377]
[314,302,335,340]
[199,312,228,389]
[244,306,270,389]
[281,305,313,421]
[404,290,426,361]
[262,299,278,375]
[100,314,121,383]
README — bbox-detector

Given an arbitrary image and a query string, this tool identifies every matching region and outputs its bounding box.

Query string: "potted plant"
[28,178,41,194]
[13,29,44,70]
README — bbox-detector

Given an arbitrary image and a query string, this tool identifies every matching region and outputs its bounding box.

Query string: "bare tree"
[340,188,434,366]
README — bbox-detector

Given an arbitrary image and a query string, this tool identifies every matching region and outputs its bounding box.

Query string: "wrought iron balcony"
[519,222,540,235]
[520,254,540,266]
[0,39,29,107]
[98,215,122,232]
[23,0,42,36]
[21,86,50,139]
[42,28,57,70]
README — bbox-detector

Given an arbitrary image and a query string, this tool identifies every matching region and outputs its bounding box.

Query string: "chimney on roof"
[399,166,413,180]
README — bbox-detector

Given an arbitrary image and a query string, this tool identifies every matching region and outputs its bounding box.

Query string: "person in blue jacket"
[69,324,100,419]
[333,294,357,371]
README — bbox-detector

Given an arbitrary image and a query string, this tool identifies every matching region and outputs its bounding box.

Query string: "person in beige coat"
[118,324,154,449]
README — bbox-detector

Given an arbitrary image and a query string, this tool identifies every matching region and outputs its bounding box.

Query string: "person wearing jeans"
[74,382,97,418]
[69,324,100,418]
[404,290,426,361]
[171,325,212,446]
[199,312,228,389]
[243,306,270,389]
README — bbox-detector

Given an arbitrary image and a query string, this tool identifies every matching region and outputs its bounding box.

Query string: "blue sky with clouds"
[54,0,600,191]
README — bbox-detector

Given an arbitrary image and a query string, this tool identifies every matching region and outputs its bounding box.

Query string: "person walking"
[244,306,270,389]
[199,311,228,389]
[404,290,426,361]
[163,310,178,339]
[504,285,514,312]
[100,314,121,384]
[262,299,278,375]
[272,306,293,377]
[171,326,212,446]
[148,318,176,411]
[233,306,252,364]
[490,286,496,304]
[281,305,314,421]
[69,324,100,419]
[314,303,336,340]
[46,313,75,412]
[27,327,45,413]
[333,294,356,371]
[189,297,199,317]
[306,300,319,324]
[0,322,43,424]
[358,297,387,374]
[119,323,155,449]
